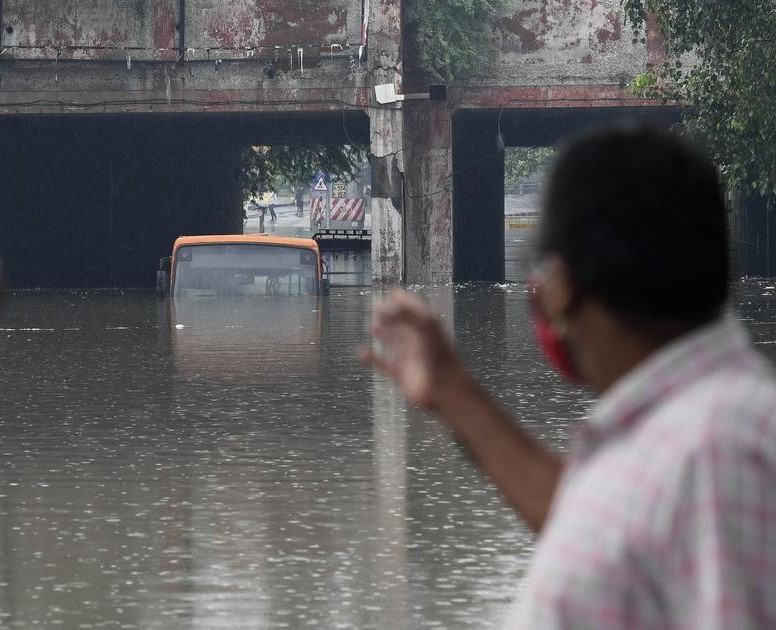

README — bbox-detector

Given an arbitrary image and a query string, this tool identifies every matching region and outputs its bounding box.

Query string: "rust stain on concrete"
[200,0,350,49]
[4,0,181,56]
[495,9,544,53]
[376,0,402,40]
[153,3,177,51]
[4,0,357,59]
[595,10,621,45]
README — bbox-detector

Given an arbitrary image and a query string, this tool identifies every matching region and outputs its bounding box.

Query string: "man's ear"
[536,255,575,323]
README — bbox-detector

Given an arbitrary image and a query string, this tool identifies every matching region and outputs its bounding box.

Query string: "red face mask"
[528,279,579,381]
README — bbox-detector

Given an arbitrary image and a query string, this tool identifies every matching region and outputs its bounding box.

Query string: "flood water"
[1,239,775,628]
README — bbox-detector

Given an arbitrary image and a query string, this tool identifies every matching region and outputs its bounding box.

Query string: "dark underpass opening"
[0,111,369,290]
[452,106,681,283]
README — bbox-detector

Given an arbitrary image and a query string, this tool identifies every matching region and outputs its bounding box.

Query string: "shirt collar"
[577,316,751,451]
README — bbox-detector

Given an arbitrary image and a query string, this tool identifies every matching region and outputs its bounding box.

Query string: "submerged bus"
[157,234,329,298]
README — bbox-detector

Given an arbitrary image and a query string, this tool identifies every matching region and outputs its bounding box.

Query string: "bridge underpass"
[1,1,772,290]
[0,110,369,289]
[452,106,682,283]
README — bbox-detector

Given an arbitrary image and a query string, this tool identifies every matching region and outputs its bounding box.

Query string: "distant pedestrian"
[295,187,305,217]
[361,126,776,629]
[268,192,277,222]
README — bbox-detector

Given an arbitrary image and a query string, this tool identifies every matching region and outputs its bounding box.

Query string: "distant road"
[505,192,540,215]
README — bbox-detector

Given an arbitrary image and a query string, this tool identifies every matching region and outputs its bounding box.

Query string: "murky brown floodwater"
[1,241,774,629]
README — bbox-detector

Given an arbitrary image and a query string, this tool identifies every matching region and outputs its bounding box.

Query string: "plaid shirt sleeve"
[656,409,776,628]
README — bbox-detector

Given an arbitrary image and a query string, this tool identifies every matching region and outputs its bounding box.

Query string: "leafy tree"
[623,1,776,206]
[505,147,554,188]
[405,0,503,82]
[241,145,365,200]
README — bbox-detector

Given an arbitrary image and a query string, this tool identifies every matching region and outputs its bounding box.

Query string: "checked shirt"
[509,317,776,629]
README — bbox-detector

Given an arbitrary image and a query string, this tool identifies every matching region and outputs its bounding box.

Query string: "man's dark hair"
[539,125,729,326]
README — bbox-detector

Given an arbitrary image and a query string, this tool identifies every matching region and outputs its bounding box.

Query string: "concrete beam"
[452,84,668,110]
[0,59,372,115]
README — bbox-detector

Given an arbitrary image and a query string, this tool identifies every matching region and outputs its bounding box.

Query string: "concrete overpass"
[0,0,700,288]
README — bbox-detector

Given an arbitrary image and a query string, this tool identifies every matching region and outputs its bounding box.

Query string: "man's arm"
[360,291,564,533]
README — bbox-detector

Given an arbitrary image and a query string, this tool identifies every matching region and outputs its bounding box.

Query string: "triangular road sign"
[312,175,329,192]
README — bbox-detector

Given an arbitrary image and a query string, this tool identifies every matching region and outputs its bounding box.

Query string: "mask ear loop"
[527,263,580,381]
[528,256,577,328]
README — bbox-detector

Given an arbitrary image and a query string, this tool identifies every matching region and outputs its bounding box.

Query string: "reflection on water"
[0,258,775,627]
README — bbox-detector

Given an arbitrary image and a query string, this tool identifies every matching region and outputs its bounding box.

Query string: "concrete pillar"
[370,106,405,284]
[403,102,453,284]
[368,0,405,284]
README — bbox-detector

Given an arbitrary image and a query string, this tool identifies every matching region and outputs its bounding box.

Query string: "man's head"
[532,125,729,391]
[538,125,729,328]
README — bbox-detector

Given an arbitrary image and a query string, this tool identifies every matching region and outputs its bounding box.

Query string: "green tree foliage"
[505,147,554,188]
[241,145,365,199]
[623,1,776,206]
[406,0,502,81]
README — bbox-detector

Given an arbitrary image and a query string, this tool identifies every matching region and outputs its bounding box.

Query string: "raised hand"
[358,291,466,410]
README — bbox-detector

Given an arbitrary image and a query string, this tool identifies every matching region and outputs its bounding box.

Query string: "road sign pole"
[326,192,331,229]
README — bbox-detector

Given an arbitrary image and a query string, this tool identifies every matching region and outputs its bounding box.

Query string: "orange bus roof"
[173,234,319,253]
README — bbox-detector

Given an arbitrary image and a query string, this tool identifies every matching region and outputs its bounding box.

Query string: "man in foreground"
[360,126,776,628]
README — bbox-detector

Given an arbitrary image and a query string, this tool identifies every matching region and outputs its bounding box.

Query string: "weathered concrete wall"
[187,0,360,52]
[2,0,179,60]
[2,0,362,61]
[0,0,368,113]
[487,0,648,86]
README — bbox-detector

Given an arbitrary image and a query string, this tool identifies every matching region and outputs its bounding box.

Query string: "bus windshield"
[172,244,319,298]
